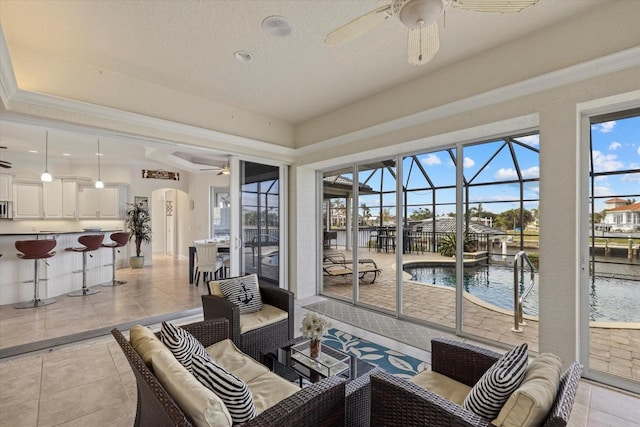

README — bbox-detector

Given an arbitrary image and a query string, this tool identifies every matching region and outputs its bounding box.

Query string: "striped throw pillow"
[160,321,211,373]
[463,343,528,419]
[192,354,257,424]
[218,274,263,314]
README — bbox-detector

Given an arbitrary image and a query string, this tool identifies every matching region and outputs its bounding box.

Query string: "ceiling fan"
[0,146,11,169]
[325,0,538,65]
[200,163,230,176]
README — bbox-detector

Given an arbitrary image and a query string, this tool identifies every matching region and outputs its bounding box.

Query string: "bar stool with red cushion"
[15,239,57,308]
[101,232,130,287]
[66,234,104,296]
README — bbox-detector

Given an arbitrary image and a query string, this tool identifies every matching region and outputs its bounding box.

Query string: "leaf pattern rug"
[323,328,428,379]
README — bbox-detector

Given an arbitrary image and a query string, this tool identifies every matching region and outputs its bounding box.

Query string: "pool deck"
[322,248,640,382]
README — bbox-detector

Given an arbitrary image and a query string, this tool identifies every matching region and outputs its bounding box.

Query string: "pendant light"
[95,139,104,189]
[40,130,52,182]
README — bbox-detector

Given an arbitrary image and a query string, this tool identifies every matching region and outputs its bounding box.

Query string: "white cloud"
[593,185,613,197]
[515,135,540,147]
[522,166,539,179]
[594,175,608,182]
[621,173,640,183]
[463,157,475,168]
[609,142,621,151]
[592,150,624,172]
[422,154,442,166]
[494,166,539,180]
[596,121,616,133]
[495,168,517,180]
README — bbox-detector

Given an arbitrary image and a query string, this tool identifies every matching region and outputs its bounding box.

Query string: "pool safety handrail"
[512,250,536,333]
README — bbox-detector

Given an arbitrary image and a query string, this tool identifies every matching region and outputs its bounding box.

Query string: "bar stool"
[15,239,57,308]
[101,232,130,287]
[66,234,104,297]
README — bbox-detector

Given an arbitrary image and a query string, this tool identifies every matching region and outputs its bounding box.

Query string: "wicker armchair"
[370,338,583,427]
[201,282,294,361]
[111,319,345,427]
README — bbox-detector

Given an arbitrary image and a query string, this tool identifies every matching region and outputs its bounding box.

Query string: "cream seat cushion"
[206,339,269,383]
[129,325,168,368]
[493,353,562,427]
[205,338,300,415]
[239,304,288,334]
[246,371,300,414]
[207,281,288,334]
[410,370,472,406]
[152,349,232,427]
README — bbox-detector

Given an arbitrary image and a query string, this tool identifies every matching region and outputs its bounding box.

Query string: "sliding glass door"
[584,110,639,392]
[240,161,281,284]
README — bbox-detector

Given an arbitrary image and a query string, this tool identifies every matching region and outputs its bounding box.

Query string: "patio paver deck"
[322,248,640,382]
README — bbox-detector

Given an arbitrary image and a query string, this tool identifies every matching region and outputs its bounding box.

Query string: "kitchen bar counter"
[0,230,130,305]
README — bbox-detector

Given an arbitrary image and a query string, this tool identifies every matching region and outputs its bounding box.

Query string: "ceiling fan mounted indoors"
[325,0,538,65]
[0,146,11,169]
[200,163,230,176]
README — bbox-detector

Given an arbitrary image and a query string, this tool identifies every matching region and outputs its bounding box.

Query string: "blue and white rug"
[323,328,428,379]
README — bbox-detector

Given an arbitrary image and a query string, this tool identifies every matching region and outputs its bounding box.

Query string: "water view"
[405,264,639,322]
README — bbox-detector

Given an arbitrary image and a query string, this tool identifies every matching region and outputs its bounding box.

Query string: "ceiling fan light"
[397,0,445,28]
[95,179,104,189]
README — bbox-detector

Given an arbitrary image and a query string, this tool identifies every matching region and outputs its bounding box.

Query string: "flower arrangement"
[299,312,331,340]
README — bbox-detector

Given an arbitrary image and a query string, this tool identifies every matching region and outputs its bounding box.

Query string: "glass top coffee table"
[263,337,375,385]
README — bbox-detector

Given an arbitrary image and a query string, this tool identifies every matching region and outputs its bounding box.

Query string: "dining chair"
[194,241,224,286]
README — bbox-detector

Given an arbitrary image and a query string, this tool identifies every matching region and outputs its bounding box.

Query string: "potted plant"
[124,202,151,268]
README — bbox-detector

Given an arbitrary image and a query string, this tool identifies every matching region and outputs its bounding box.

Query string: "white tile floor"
[0,256,638,426]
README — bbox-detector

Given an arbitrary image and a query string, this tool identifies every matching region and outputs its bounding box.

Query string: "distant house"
[603,201,640,232]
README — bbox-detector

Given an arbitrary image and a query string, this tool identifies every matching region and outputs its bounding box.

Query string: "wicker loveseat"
[370,338,583,427]
[111,319,347,426]
[201,278,294,362]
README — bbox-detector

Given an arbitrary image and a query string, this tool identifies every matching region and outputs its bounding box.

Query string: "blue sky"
[341,115,639,218]
[591,116,640,212]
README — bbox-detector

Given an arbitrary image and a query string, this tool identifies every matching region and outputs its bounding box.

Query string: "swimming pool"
[404,264,639,322]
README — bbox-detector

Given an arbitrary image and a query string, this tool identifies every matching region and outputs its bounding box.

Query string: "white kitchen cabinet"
[42,179,79,219]
[13,181,43,218]
[62,180,78,218]
[43,179,63,218]
[0,174,12,201]
[78,185,127,218]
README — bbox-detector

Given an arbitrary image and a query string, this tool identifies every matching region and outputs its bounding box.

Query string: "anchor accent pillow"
[218,274,263,314]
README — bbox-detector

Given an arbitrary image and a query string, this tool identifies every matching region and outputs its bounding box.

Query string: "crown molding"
[0,27,295,163]
[0,24,18,109]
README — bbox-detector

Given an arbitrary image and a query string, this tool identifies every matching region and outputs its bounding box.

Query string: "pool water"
[405,264,639,322]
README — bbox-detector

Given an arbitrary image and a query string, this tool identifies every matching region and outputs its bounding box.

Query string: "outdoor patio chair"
[201,274,294,361]
[323,252,378,269]
[370,338,583,427]
[322,254,381,284]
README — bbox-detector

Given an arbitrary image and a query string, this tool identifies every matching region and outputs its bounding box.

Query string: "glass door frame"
[579,103,640,394]
[229,156,288,289]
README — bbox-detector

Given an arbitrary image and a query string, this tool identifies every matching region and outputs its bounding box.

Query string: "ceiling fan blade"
[0,163,11,169]
[407,22,439,65]
[324,4,393,46]
[451,0,538,13]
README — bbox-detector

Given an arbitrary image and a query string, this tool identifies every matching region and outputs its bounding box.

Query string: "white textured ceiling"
[0,0,604,125]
